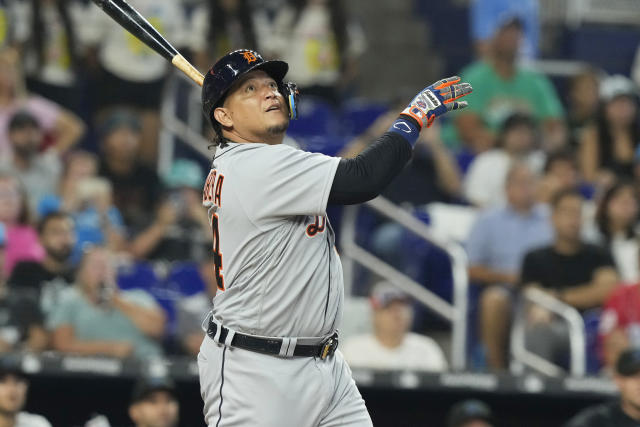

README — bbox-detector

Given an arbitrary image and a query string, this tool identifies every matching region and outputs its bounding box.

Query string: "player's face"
[219,70,289,143]
[0,375,28,416]
[129,391,179,427]
[552,195,583,242]
[616,373,640,411]
[41,217,76,263]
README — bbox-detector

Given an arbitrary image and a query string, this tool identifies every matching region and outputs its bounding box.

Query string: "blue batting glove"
[400,76,472,129]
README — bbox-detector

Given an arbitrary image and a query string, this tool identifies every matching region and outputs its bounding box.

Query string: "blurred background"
[1,0,640,426]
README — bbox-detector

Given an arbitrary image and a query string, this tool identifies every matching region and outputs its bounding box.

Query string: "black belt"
[207,318,338,359]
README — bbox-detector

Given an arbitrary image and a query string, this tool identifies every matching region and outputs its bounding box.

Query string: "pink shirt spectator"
[4,225,44,276]
[0,96,61,158]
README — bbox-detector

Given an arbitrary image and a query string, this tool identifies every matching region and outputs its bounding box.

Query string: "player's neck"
[222,131,284,146]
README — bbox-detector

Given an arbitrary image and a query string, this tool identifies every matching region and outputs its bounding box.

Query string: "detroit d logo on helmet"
[243,51,257,64]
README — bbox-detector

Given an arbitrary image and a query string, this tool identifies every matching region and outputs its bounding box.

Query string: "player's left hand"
[400,76,472,129]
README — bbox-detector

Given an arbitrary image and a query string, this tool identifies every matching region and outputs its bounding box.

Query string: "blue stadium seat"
[583,308,603,374]
[298,134,349,157]
[116,261,159,292]
[339,100,388,137]
[286,97,337,137]
[165,262,206,297]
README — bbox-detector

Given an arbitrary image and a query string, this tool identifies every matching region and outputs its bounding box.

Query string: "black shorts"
[97,67,165,110]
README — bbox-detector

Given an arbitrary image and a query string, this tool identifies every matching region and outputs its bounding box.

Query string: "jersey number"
[211,213,225,290]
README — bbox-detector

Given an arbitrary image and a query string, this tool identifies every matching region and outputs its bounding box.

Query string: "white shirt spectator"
[83,0,186,82]
[342,332,448,372]
[464,149,544,207]
[270,4,366,87]
[16,412,52,427]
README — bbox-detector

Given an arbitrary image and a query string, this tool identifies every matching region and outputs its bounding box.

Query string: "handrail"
[510,287,586,376]
[340,197,469,370]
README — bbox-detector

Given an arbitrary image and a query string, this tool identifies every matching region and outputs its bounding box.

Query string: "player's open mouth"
[265,105,280,112]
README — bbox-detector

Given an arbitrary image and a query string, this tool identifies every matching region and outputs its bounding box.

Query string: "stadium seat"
[116,261,159,292]
[165,262,206,297]
[338,100,388,137]
[286,97,337,137]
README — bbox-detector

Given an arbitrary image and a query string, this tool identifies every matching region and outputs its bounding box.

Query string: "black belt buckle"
[319,333,339,360]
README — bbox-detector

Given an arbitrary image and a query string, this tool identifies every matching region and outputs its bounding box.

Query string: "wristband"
[387,117,420,147]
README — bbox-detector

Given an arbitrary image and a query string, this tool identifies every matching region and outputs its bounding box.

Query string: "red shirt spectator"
[599,284,640,370]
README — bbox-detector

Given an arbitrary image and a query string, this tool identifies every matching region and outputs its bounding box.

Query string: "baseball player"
[198,49,471,427]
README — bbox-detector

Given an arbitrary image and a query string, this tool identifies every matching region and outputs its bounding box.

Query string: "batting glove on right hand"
[400,76,472,129]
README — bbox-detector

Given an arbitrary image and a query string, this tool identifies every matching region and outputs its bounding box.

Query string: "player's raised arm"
[329,77,472,205]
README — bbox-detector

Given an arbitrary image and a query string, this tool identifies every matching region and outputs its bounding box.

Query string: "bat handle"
[172,54,204,87]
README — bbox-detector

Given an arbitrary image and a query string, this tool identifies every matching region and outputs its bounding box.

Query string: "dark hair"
[544,148,577,173]
[8,111,40,132]
[208,0,257,58]
[30,0,78,71]
[37,211,73,235]
[595,98,640,173]
[595,180,637,242]
[551,187,583,210]
[291,0,349,70]
[496,112,536,148]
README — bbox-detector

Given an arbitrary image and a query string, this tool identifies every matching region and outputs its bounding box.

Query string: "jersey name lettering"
[203,169,224,208]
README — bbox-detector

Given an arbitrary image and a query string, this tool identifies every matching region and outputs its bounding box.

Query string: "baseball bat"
[91,0,204,87]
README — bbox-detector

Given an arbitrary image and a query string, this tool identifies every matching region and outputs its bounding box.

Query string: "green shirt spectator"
[48,288,163,359]
[48,247,166,359]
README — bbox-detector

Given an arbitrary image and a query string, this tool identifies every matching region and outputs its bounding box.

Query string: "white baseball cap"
[600,74,638,102]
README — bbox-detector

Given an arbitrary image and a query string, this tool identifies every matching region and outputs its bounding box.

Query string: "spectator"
[599,284,640,372]
[466,162,553,370]
[84,0,187,165]
[464,113,544,208]
[190,0,271,71]
[470,0,539,61]
[176,260,216,356]
[49,246,165,359]
[270,0,366,104]
[580,75,640,185]
[589,181,640,283]
[130,159,210,263]
[97,110,163,232]
[129,376,179,427]
[0,224,47,353]
[0,50,84,160]
[0,173,43,277]
[449,16,565,153]
[340,111,462,205]
[341,282,448,372]
[12,0,86,112]
[447,399,494,427]
[8,211,75,315]
[567,67,601,148]
[520,189,618,367]
[0,357,52,426]
[0,111,67,211]
[37,149,98,216]
[537,149,581,205]
[564,348,640,426]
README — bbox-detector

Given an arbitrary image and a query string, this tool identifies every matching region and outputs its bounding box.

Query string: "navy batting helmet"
[201,49,299,133]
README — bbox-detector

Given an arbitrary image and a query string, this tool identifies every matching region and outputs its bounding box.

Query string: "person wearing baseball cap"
[564,347,640,426]
[341,282,448,371]
[447,399,494,427]
[0,356,51,427]
[129,376,179,427]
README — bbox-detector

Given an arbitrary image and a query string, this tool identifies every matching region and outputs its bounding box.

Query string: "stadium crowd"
[0,0,639,395]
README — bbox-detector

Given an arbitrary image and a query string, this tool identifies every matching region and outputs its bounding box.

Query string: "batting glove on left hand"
[400,76,472,130]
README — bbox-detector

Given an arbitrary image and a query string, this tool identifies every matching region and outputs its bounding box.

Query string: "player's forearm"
[329,130,414,204]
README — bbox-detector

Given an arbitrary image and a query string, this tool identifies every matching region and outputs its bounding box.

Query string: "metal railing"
[340,197,469,370]
[510,287,586,377]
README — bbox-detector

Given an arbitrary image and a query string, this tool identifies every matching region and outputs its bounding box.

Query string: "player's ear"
[214,107,233,129]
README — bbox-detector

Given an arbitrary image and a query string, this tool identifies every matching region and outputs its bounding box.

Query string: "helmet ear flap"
[282,82,299,120]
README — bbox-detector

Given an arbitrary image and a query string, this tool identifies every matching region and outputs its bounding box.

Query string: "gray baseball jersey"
[202,141,343,338]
